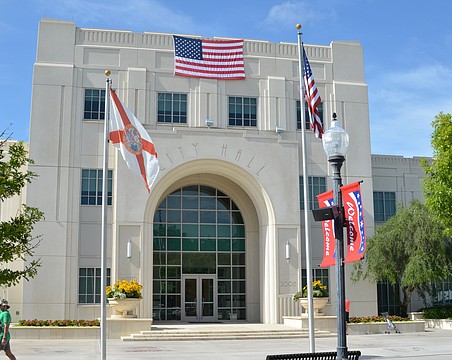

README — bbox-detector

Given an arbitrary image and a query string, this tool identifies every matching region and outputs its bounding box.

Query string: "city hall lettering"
[160,143,266,176]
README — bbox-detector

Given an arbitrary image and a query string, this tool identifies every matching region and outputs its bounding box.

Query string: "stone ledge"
[10,318,153,339]
[424,319,452,330]
[283,316,337,333]
[283,316,425,334]
[348,320,425,334]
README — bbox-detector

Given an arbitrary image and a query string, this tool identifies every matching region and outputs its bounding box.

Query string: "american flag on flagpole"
[173,35,245,80]
[303,46,323,139]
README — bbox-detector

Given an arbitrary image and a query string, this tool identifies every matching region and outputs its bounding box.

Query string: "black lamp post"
[322,113,349,360]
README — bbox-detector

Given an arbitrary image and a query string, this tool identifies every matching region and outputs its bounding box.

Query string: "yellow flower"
[293,280,328,300]
[106,279,143,299]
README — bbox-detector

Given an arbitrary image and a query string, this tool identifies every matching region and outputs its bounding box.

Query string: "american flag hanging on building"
[303,46,323,139]
[173,35,245,80]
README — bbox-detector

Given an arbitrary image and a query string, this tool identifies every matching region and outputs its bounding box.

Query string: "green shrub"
[17,319,100,327]
[422,305,452,319]
[349,315,409,324]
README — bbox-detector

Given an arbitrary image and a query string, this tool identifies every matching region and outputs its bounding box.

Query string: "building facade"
[1,18,427,323]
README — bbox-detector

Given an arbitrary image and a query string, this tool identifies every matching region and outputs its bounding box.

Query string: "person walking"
[0,300,16,360]
[345,298,351,323]
[345,298,351,335]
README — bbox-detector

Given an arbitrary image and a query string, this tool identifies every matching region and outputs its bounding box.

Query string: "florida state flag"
[341,182,366,263]
[109,89,159,192]
[317,190,336,267]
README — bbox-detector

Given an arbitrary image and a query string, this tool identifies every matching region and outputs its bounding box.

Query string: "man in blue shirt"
[0,299,16,360]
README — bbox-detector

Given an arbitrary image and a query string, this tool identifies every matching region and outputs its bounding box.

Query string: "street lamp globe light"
[322,112,349,360]
[322,113,349,159]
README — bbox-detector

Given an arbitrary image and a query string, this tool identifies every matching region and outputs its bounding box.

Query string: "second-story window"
[228,96,257,127]
[84,89,105,121]
[157,93,187,124]
[296,100,323,131]
[300,176,326,210]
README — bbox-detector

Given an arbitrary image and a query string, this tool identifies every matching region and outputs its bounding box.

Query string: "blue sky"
[1,0,451,157]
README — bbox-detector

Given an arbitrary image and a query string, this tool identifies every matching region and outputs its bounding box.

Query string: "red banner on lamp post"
[341,182,366,263]
[317,190,336,267]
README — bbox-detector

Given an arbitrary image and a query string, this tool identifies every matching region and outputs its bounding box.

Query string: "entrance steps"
[121,323,332,341]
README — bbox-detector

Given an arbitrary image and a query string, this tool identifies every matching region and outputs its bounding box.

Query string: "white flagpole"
[296,24,315,353]
[100,70,111,360]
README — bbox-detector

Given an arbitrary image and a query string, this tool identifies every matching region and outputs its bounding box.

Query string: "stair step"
[121,329,332,341]
[139,330,307,335]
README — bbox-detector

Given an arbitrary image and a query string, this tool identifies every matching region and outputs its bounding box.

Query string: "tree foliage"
[421,112,452,236]
[0,137,44,287]
[352,200,452,317]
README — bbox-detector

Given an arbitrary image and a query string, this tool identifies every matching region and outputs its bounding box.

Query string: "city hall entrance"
[152,185,246,322]
[182,274,217,322]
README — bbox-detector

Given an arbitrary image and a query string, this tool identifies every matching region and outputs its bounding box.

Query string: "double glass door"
[182,275,217,322]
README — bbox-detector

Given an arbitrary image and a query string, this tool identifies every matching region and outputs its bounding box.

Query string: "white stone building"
[1,18,428,323]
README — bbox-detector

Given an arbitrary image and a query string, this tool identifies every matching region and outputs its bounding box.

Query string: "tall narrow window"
[299,176,326,210]
[79,267,111,304]
[377,280,401,316]
[296,100,323,130]
[373,191,396,223]
[81,169,113,206]
[431,277,452,305]
[157,93,187,123]
[228,96,257,127]
[84,89,105,121]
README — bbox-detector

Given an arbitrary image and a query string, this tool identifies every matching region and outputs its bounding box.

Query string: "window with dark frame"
[299,176,327,210]
[432,277,452,305]
[377,280,401,316]
[78,267,111,304]
[81,169,113,206]
[157,93,187,123]
[373,191,396,223]
[84,89,105,121]
[296,100,324,130]
[228,96,257,127]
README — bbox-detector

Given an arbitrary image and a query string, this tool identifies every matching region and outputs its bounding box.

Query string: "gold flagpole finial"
[105,69,111,77]
[296,24,302,30]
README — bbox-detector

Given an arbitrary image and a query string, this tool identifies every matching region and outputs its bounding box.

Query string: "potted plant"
[293,280,329,314]
[106,279,143,318]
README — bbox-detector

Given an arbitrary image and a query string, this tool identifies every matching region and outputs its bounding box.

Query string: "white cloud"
[263,1,335,31]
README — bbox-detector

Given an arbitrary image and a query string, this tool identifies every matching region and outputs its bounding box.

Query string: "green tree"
[353,200,452,317]
[0,137,44,286]
[421,112,452,236]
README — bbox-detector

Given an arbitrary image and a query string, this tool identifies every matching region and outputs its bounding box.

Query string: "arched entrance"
[145,159,277,323]
[152,184,246,322]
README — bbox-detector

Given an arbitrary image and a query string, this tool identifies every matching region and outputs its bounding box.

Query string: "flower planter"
[108,298,141,318]
[298,297,329,315]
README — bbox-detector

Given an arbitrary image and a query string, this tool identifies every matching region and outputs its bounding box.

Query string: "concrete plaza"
[7,328,452,359]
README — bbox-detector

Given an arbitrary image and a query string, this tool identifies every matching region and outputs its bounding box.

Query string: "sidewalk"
[8,328,452,359]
